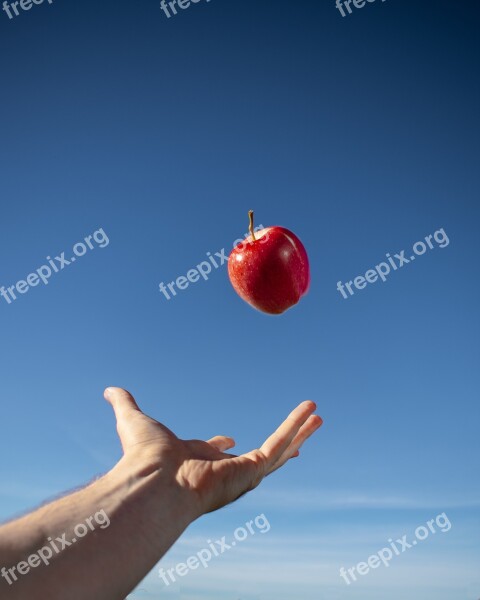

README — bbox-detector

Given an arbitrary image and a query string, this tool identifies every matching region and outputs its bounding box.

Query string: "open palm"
[105,387,323,517]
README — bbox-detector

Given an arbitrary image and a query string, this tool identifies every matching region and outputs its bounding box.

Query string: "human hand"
[105,387,323,519]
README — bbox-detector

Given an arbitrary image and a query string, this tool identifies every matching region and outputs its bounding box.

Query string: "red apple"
[228,211,310,314]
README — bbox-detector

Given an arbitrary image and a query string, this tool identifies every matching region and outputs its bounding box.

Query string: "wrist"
[107,454,198,531]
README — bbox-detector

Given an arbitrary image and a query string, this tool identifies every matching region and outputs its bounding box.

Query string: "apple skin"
[228,226,310,315]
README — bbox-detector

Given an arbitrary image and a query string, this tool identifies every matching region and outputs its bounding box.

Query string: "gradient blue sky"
[0,1,479,599]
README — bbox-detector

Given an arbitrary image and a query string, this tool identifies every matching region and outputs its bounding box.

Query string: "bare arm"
[0,387,323,599]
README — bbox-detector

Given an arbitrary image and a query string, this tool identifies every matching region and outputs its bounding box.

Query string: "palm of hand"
[105,387,322,516]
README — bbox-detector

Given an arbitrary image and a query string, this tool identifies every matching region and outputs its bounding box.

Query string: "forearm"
[0,386,322,598]
[0,456,195,600]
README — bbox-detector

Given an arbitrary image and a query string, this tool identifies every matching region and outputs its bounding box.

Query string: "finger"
[260,401,317,466]
[268,414,323,474]
[104,387,141,420]
[207,436,236,452]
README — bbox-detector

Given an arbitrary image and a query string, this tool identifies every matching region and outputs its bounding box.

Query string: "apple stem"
[248,210,256,241]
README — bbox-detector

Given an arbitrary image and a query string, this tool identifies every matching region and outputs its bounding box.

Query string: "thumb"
[104,387,143,451]
[103,387,177,456]
[104,387,141,418]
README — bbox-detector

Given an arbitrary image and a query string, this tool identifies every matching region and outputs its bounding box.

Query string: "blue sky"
[0,1,479,599]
